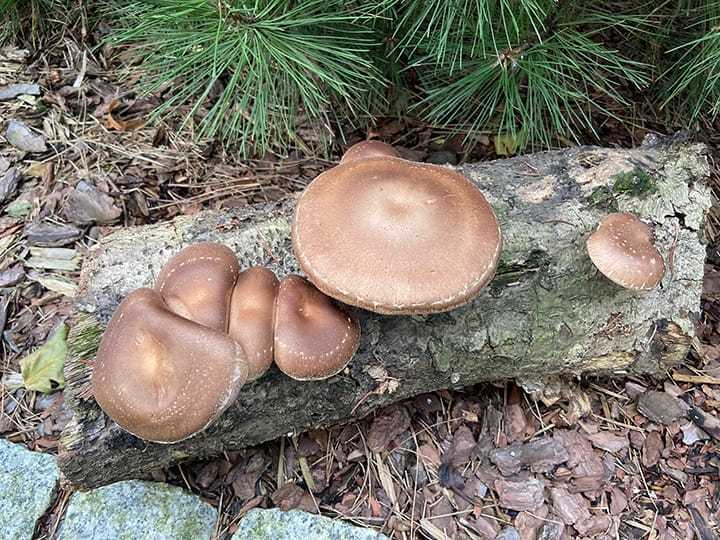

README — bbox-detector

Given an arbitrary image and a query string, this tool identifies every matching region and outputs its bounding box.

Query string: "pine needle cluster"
[0,0,68,46]
[5,1,720,154]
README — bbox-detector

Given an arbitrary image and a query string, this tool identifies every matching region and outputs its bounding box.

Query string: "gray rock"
[58,480,217,540]
[0,83,41,101]
[497,526,521,540]
[0,167,20,203]
[63,180,121,224]
[232,508,388,540]
[25,222,83,247]
[638,391,688,425]
[0,439,60,540]
[5,120,47,153]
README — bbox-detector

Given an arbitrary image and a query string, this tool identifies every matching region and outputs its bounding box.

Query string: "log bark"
[59,139,711,489]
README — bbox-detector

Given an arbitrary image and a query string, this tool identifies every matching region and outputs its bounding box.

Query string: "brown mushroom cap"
[228,267,279,381]
[340,140,401,163]
[273,275,360,381]
[155,242,240,332]
[92,288,248,443]
[587,212,665,290]
[292,156,502,314]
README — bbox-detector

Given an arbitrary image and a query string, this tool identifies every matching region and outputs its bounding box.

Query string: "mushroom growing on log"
[61,140,710,488]
[292,141,502,314]
[91,289,248,443]
[273,275,360,381]
[587,212,665,290]
[155,242,239,331]
[228,267,279,381]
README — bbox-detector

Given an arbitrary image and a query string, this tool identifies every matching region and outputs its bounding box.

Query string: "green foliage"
[0,0,66,45]
[106,0,382,155]
[661,2,720,122]
[20,323,68,393]
[417,25,648,149]
[5,0,720,153]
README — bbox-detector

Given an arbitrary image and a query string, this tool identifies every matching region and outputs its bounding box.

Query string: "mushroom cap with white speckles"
[155,242,240,332]
[91,288,249,443]
[228,267,279,381]
[587,212,665,290]
[340,140,401,163]
[292,155,502,314]
[273,275,360,381]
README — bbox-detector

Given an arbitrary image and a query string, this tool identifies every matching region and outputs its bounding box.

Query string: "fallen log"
[59,139,711,489]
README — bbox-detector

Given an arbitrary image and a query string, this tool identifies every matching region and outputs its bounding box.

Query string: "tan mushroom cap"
[587,212,665,290]
[92,288,248,443]
[340,140,401,163]
[292,156,502,314]
[273,275,360,381]
[155,242,240,332]
[228,267,279,381]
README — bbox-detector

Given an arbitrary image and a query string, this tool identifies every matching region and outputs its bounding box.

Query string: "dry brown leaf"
[105,99,146,131]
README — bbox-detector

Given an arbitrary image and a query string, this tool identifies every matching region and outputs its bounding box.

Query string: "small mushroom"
[292,143,502,314]
[340,140,401,163]
[587,212,665,290]
[92,288,248,443]
[273,275,360,381]
[155,242,239,332]
[228,267,279,381]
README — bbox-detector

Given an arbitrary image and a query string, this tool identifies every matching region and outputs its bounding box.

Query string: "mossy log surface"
[59,140,711,489]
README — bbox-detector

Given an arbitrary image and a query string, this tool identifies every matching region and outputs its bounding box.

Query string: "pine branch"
[106,0,384,155]
[418,3,650,149]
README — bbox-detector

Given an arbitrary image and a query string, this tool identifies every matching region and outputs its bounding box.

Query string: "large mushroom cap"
[292,156,502,314]
[91,288,248,443]
[340,140,401,163]
[155,242,240,331]
[587,212,665,290]
[228,267,279,381]
[273,275,360,381]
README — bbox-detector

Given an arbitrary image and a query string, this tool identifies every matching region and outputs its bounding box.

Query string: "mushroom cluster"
[92,140,668,444]
[92,243,359,443]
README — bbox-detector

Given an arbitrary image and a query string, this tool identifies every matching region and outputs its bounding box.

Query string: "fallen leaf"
[367,405,410,452]
[271,483,316,513]
[20,323,68,393]
[105,99,146,131]
[494,132,520,156]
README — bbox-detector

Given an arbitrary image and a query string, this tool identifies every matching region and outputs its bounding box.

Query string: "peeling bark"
[59,139,711,489]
